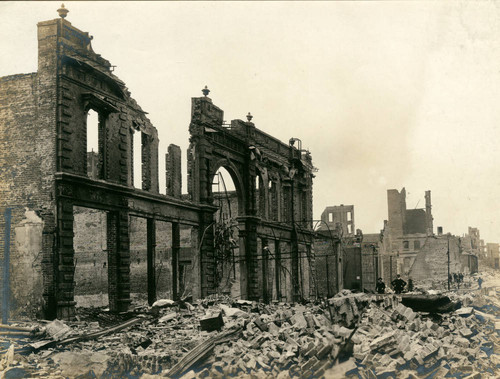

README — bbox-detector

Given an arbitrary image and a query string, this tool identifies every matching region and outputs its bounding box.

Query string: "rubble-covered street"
[1,270,498,378]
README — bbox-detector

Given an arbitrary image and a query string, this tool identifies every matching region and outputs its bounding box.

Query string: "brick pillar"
[238,222,247,299]
[41,211,57,320]
[108,210,131,312]
[262,238,269,303]
[241,216,259,301]
[172,222,180,300]
[147,218,156,305]
[291,228,300,302]
[107,212,118,310]
[166,144,182,198]
[142,132,152,192]
[274,240,282,300]
[56,200,75,320]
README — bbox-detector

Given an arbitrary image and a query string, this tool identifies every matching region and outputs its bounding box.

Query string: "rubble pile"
[0,293,369,378]
[0,277,498,378]
[352,288,500,378]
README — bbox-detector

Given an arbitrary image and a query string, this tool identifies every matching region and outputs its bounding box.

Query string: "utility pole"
[447,233,450,291]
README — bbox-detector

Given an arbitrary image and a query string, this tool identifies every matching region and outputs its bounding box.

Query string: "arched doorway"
[211,166,242,299]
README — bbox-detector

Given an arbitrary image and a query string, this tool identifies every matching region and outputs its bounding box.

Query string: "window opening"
[133,130,142,189]
[86,109,100,179]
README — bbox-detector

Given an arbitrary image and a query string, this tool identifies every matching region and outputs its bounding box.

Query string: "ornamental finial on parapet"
[57,4,69,19]
[202,85,210,97]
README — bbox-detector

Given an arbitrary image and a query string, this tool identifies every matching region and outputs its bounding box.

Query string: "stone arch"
[209,158,245,217]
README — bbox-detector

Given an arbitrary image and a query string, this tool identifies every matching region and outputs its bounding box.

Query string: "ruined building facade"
[382,188,433,277]
[0,12,315,320]
[319,205,355,237]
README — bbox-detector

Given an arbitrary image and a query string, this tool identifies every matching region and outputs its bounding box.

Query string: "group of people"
[375,274,414,294]
[449,272,465,285]
[375,272,484,293]
[448,272,479,289]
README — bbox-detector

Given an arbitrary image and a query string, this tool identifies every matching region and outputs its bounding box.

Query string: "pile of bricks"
[173,291,371,379]
[327,290,371,327]
[1,282,499,378]
[1,292,368,378]
[351,289,500,378]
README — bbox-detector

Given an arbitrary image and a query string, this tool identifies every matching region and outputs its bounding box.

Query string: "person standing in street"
[391,274,407,294]
[376,277,386,294]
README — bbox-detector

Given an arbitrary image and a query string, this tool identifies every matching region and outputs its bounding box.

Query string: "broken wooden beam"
[20,316,146,354]
[166,326,242,378]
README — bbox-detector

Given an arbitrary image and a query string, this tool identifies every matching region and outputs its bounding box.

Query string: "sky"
[1,1,499,243]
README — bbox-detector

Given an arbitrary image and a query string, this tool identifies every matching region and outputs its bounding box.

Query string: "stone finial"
[246,112,253,122]
[57,4,69,18]
[202,85,210,97]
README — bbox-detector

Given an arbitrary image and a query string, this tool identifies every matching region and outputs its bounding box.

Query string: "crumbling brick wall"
[409,235,464,282]
[314,235,339,297]
[0,70,57,318]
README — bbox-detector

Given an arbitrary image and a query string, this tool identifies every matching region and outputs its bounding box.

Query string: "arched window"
[86,109,102,179]
[133,130,142,189]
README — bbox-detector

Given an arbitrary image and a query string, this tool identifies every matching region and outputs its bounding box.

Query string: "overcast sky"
[1,1,499,243]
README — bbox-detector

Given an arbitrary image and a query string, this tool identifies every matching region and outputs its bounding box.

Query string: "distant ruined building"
[378,188,478,283]
[382,188,433,278]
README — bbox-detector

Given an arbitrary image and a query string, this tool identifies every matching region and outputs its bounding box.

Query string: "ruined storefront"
[0,8,316,320]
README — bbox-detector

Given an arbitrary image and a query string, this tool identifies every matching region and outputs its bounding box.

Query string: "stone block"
[200,312,224,332]
[459,328,473,338]
[316,343,332,360]
[369,331,395,350]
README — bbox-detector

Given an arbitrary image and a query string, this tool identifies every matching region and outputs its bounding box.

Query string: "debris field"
[0,273,499,379]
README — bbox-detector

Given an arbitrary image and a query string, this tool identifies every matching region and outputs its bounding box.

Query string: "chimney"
[437,226,443,236]
[425,190,433,236]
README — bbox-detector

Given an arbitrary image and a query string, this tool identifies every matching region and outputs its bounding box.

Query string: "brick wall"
[128,217,197,303]
[166,144,182,198]
[0,69,57,318]
[361,245,377,292]
[387,189,406,249]
[409,235,464,282]
[314,236,338,297]
[73,207,108,307]
[72,210,196,307]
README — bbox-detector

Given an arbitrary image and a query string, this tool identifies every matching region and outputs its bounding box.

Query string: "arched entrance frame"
[187,94,316,301]
[209,158,246,217]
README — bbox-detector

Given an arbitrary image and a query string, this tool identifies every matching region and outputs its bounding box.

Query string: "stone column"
[108,210,131,312]
[261,238,269,303]
[147,218,156,305]
[172,222,180,300]
[56,199,76,320]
